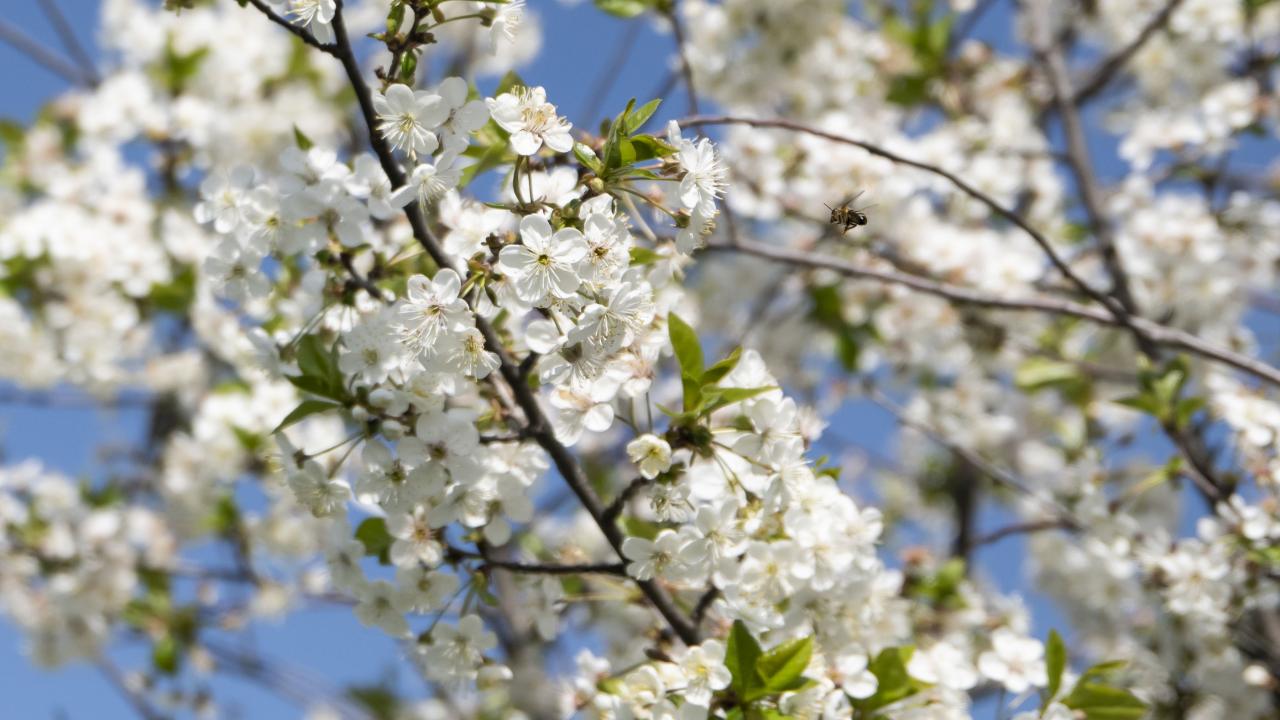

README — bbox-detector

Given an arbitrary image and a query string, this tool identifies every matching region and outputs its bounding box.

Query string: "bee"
[825,191,876,234]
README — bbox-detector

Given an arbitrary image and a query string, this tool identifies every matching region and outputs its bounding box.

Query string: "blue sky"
[0,0,1247,717]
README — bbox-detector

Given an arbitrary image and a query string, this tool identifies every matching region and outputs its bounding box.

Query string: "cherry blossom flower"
[373,84,447,160]
[497,215,587,306]
[486,86,573,156]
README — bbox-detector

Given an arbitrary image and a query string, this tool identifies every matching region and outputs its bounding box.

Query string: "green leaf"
[725,620,764,700]
[459,139,510,188]
[629,246,662,266]
[355,517,393,564]
[1062,682,1147,720]
[702,347,742,386]
[667,313,704,379]
[621,516,660,540]
[153,634,180,674]
[754,636,813,697]
[286,373,346,402]
[1044,630,1066,709]
[593,0,652,18]
[629,134,676,161]
[399,52,418,83]
[574,142,604,174]
[623,98,662,134]
[1015,358,1081,392]
[346,684,401,720]
[293,124,314,151]
[290,334,346,401]
[1077,660,1129,683]
[273,400,341,434]
[1174,396,1205,429]
[385,1,405,35]
[854,646,924,712]
[701,386,777,415]
[494,70,525,97]
[149,264,196,313]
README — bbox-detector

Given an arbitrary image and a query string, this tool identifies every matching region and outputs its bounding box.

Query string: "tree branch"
[967,518,1075,551]
[678,114,1136,324]
[97,659,165,720]
[281,1,704,646]
[603,476,651,525]
[1071,0,1186,106]
[449,546,627,576]
[665,4,700,116]
[1039,39,1140,316]
[36,0,99,86]
[0,17,88,85]
[245,0,336,55]
[703,237,1280,389]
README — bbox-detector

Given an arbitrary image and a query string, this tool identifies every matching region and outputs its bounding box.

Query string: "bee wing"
[844,190,865,206]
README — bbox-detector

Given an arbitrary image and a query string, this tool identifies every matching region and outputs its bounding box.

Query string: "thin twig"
[603,476,651,525]
[702,237,1280,389]
[1071,0,1187,106]
[36,0,99,86]
[1040,41,1139,316]
[580,20,642,125]
[665,5,700,115]
[97,659,164,720]
[0,17,87,85]
[449,546,626,576]
[246,0,336,55]
[678,114,1132,323]
[967,518,1074,551]
[865,386,1079,528]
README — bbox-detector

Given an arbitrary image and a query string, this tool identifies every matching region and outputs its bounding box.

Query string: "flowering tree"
[3,0,1280,717]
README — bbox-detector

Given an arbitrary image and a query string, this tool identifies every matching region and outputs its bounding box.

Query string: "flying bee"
[825,191,876,234]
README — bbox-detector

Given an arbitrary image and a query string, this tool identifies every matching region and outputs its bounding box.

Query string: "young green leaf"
[725,620,764,700]
[293,124,314,151]
[702,346,743,386]
[573,142,604,174]
[494,70,525,97]
[754,636,813,697]
[854,646,924,713]
[667,313,704,379]
[272,400,341,434]
[355,517,393,564]
[1044,630,1066,709]
[623,98,662,134]
[1062,682,1147,720]
[593,0,651,18]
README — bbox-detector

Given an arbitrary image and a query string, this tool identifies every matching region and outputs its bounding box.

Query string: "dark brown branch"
[293,2,703,646]
[245,0,336,55]
[603,476,651,525]
[691,587,719,629]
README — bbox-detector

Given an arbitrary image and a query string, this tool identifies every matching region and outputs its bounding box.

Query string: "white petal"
[510,130,542,156]
[543,129,574,154]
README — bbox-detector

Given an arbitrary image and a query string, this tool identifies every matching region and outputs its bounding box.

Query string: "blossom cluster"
[0,0,1278,718]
